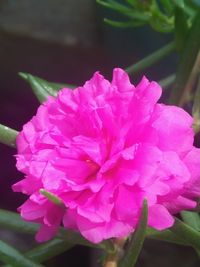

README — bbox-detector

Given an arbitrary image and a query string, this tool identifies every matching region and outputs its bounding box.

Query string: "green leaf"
[97,0,150,20]
[19,73,51,103]
[97,0,131,13]
[146,228,189,246]
[0,209,39,235]
[0,124,18,148]
[170,218,200,252]
[39,189,65,207]
[148,0,174,33]
[58,228,114,252]
[104,18,145,27]
[0,209,114,252]
[181,211,200,231]
[0,240,44,267]
[159,0,174,15]
[149,11,174,33]
[174,0,185,9]
[124,0,151,10]
[24,239,73,263]
[119,199,148,267]
[19,72,75,103]
[147,217,200,255]
[2,239,74,267]
[125,41,175,75]
[125,0,137,8]
[169,8,200,105]
[158,73,176,89]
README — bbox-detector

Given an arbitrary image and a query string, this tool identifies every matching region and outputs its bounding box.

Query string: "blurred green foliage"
[97,0,199,33]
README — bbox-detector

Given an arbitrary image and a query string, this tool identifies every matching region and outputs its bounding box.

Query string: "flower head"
[13,68,200,243]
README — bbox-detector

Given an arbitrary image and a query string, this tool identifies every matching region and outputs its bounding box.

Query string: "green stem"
[0,124,18,148]
[169,8,200,105]
[104,249,118,267]
[125,41,175,75]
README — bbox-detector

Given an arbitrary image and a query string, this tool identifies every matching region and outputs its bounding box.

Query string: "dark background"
[0,1,198,266]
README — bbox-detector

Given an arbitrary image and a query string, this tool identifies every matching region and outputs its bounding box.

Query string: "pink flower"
[13,68,200,243]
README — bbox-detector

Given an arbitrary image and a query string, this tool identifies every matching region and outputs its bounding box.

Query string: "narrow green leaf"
[169,8,200,105]
[24,239,73,263]
[19,72,75,103]
[158,73,176,89]
[119,199,148,267]
[0,124,18,148]
[148,0,174,33]
[0,209,39,234]
[19,73,49,102]
[39,189,65,207]
[159,0,174,15]
[3,239,74,267]
[181,211,200,231]
[97,0,134,15]
[97,0,150,20]
[0,240,44,267]
[170,218,200,252]
[149,13,174,33]
[175,6,189,51]
[146,227,189,246]
[125,41,175,75]
[126,0,152,10]
[104,18,145,28]
[0,209,114,252]
[125,0,137,7]
[19,73,73,92]
[58,228,114,252]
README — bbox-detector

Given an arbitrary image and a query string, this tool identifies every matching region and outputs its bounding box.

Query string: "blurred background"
[0,1,198,266]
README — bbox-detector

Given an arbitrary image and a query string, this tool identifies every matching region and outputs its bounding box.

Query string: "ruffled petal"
[148,204,174,230]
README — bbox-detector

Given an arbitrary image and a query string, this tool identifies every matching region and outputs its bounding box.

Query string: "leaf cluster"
[97,0,199,33]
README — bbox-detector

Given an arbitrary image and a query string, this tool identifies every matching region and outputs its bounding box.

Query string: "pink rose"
[13,68,200,243]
